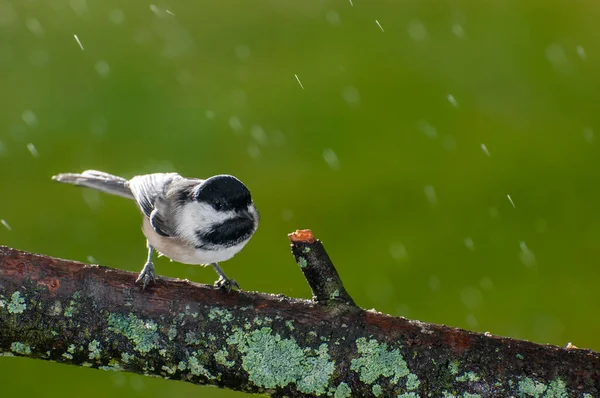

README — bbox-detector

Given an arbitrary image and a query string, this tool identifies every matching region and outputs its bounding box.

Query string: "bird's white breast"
[141,217,250,265]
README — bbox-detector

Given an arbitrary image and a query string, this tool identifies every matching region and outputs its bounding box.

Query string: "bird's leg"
[135,242,156,289]
[211,262,240,291]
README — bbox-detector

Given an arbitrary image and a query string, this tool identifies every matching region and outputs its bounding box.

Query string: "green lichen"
[168,324,178,340]
[398,394,419,398]
[463,394,481,398]
[188,353,214,379]
[286,320,295,331]
[406,373,420,390]
[178,360,187,371]
[350,337,410,384]
[448,361,459,375]
[303,247,311,253]
[99,359,122,371]
[227,327,335,395]
[456,371,480,382]
[516,353,524,360]
[64,292,81,317]
[209,308,233,322]
[330,290,340,300]
[161,365,176,375]
[583,394,593,398]
[214,348,235,368]
[62,352,73,360]
[298,257,308,268]
[121,352,134,363]
[334,382,352,398]
[518,377,567,398]
[185,331,201,345]
[67,344,76,354]
[8,291,26,314]
[372,384,383,396]
[0,294,5,308]
[107,313,158,353]
[10,342,31,355]
[88,340,101,360]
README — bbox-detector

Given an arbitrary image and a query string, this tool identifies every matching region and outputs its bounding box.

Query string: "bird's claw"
[136,262,156,290]
[214,276,240,292]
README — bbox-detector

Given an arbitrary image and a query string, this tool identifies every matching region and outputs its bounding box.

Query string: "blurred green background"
[1,0,599,396]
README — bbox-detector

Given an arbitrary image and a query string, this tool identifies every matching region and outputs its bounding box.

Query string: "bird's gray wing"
[129,173,182,237]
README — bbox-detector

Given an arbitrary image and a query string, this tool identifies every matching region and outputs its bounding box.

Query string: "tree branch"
[0,230,598,397]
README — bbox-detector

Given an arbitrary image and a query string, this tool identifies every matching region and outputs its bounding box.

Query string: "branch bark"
[0,230,598,397]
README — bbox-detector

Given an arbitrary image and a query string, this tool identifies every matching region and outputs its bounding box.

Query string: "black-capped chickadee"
[52,170,259,291]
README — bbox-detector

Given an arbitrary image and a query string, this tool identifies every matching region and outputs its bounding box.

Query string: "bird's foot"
[214,276,240,292]
[135,261,156,290]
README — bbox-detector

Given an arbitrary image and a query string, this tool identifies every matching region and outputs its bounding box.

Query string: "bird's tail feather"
[52,170,134,199]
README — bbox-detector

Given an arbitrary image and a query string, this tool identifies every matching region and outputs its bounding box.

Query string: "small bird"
[52,170,259,290]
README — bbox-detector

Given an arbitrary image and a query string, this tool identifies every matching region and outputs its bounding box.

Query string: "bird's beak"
[238,209,254,221]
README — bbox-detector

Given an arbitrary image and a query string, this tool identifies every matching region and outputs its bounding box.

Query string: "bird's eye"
[213,202,223,211]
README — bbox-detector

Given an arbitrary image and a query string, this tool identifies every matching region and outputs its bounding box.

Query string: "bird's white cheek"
[175,202,235,243]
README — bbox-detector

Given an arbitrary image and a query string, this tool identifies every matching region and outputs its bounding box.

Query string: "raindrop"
[231,89,247,106]
[447,94,458,107]
[1,219,11,231]
[464,237,474,251]
[89,115,107,136]
[228,116,243,133]
[69,0,88,16]
[342,86,360,106]
[322,148,340,170]
[29,49,49,67]
[583,127,594,143]
[0,1,16,27]
[247,144,261,159]
[375,20,384,32]
[235,45,250,60]
[176,69,192,85]
[407,19,428,42]
[294,74,305,90]
[389,242,408,262]
[519,241,536,267]
[479,277,494,290]
[348,0,353,6]
[424,185,437,205]
[149,4,161,16]
[465,314,478,328]
[326,10,341,25]
[109,9,125,24]
[250,125,267,145]
[418,120,437,139]
[460,286,483,309]
[442,135,456,151]
[428,275,440,291]
[95,60,110,78]
[87,255,97,263]
[165,10,175,16]
[576,45,586,61]
[26,143,39,158]
[205,110,215,120]
[545,43,570,73]
[452,23,465,39]
[21,109,37,127]
[73,34,84,51]
[26,18,45,37]
[281,209,294,221]
[480,143,491,156]
[507,194,515,208]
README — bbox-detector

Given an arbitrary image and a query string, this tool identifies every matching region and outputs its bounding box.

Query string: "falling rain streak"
[375,20,384,32]
[26,143,39,158]
[507,194,515,208]
[294,74,305,90]
[73,34,84,51]
[0,219,11,231]
[480,143,491,156]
